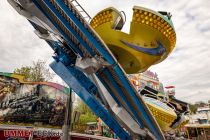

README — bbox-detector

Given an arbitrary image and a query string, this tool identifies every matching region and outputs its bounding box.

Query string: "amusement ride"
[6,0,190,139]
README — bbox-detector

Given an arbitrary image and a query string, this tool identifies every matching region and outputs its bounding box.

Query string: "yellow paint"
[10,73,53,85]
[90,6,176,74]
[11,73,26,83]
[144,97,189,131]
[144,98,177,131]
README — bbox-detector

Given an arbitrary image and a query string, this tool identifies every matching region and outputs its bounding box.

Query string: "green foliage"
[74,98,97,125]
[75,99,92,114]
[189,104,198,114]
[14,60,54,82]
[79,113,97,124]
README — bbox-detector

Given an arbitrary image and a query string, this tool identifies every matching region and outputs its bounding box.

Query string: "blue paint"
[55,0,116,64]
[47,41,76,66]
[50,61,131,140]
[120,39,166,55]
[96,71,122,107]
[32,0,83,56]
[113,65,163,139]
[42,0,96,56]
[101,68,144,127]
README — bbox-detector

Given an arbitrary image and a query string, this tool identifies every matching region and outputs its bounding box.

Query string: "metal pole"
[62,88,72,140]
[203,127,207,140]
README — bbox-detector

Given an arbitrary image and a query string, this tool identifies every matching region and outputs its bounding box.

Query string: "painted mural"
[0,72,70,127]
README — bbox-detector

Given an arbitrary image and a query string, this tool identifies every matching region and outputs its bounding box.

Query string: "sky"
[0,0,210,103]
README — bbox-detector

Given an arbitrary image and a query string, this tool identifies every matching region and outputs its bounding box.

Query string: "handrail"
[120,11,126,25]
[70,0,92,22]
[112,10,126,30]
[143,94,177,111]
[166,102,176,111]
[144,94,158,99]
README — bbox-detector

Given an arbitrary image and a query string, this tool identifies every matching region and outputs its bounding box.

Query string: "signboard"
[0,127,61,140]
[0,72,69,128]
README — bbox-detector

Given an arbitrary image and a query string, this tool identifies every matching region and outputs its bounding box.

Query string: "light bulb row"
[90,10,113,28]
[133,9,176,48]
[149,106,176,123]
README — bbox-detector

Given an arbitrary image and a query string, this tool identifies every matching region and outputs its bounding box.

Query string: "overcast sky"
[0,0,210,103]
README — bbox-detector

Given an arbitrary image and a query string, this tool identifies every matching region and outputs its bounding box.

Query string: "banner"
[0,73,69,128]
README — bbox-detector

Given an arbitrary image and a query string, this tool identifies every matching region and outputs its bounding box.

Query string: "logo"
[120,39,166,56]
[4,130,33,137]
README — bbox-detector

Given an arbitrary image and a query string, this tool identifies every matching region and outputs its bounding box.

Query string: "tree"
[189,104,198,114]
[14,60,54,82]
[74,98,97,124]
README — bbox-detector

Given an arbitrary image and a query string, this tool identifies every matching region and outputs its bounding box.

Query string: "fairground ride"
[7,0,189,139]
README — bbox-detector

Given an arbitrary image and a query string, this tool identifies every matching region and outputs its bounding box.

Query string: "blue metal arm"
[50,60,131,140]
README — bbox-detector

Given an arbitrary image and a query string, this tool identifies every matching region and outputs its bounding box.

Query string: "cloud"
[149,0,210,103]
[0,0,210,103]
[0,1,53,72]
